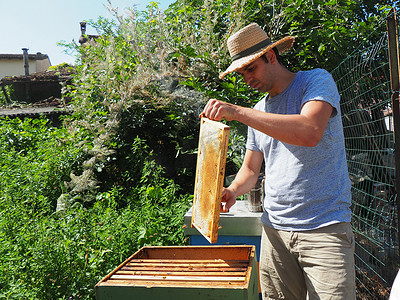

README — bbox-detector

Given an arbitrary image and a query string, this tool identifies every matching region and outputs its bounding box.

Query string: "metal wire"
[332,14,398,300]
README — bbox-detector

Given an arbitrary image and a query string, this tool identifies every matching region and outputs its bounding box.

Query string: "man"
[201,23,355,300]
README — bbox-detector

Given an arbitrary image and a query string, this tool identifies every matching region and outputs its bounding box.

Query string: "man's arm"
[221,149,263,212]
[203,99,333,147]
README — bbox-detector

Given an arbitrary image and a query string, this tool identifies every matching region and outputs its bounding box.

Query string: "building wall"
[36,58,51,73]
[0,57,51,79]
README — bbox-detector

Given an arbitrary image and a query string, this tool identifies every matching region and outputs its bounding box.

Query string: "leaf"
[146,186,163,199]
[318,43,326,54]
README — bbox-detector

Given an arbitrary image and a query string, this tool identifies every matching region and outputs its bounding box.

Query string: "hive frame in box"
[95,245,259,300]
[191,117,230,243]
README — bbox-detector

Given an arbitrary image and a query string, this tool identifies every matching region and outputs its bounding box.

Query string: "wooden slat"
[124,261,248,268]
[138,245,252,260]
[122,267,247,272]
[119,258,249,278]
[110,275,246,282]
[125,259,247,264]
[116,271,247,277]
[97,279,245,288]
[113,256,248,284]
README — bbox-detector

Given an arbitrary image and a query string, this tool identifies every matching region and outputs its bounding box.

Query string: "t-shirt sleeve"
[301,69,340,117]
[246,126,260,151]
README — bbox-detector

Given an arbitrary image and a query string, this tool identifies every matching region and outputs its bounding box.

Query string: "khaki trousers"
[259,222,355,300]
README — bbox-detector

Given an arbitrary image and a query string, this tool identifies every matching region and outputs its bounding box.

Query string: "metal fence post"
[387,7,400,256]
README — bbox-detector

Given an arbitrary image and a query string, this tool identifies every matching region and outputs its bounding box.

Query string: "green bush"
[0,117,191,299]
[0,117,84,211]
[0,188,191,299]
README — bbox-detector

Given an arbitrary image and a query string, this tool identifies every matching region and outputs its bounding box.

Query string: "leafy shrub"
[0,118,191,299]
[0,85,14,106]
[0,117,85,211]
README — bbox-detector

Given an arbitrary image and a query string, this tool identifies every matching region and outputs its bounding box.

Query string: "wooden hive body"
[95,245,259,300]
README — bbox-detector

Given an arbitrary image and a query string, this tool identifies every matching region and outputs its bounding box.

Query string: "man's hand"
[220,150,264,213]
[201,99,239,122]
[220,187,237,213]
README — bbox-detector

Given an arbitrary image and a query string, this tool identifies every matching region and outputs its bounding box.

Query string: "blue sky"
[0,0,175,66]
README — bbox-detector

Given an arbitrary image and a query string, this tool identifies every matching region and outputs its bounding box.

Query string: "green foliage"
[0,85,14,106]
[0,117,191,299]
[162,0,396,169]
[48,63,75,73]
[0,117,84,211]
[166,0,396,75]
[0,184,190,299]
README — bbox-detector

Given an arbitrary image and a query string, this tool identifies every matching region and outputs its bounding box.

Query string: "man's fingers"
[221,202,229,213]
[201,99,225,121]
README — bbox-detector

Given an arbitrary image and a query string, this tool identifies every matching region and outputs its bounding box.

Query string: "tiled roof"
[0,70,73,85]
[0,53,49,60]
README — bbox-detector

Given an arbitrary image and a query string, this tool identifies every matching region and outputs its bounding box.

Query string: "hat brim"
[219,36,295,80]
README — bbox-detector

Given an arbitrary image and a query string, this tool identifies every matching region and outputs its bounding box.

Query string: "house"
[0,68,73,126]
[79,22,99,46]
[0,49,51,79]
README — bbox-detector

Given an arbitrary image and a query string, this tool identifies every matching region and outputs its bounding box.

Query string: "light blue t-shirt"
[246,68,351,231]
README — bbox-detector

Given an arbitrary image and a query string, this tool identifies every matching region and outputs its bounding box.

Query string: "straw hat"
[219,23,295,79]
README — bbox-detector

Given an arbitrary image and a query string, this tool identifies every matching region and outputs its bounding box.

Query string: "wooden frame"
[95,245,259,300]
[191,117,230,243]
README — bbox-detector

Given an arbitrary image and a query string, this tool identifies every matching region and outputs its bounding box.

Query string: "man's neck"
[268,68,297,98]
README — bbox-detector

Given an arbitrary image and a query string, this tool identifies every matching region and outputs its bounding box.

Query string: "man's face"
[237,54,273,93]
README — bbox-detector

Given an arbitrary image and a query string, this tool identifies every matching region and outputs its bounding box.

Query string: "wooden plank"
[139,245,253,260]
[124,261,249,268]
[123,262,248,268]
[192,117,230,244]
[119,266,246,271]
[124,259,248,264]
[110,275,246,282]
[116,271,247,277]
[120,269,247,274]
[122,265,247,269]
[121,265,247,271]
[97,279,246,288]
[123,264,248,269]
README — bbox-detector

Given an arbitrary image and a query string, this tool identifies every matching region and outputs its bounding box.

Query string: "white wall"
[0,57,51,79]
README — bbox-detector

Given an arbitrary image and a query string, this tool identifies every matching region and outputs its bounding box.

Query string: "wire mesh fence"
[331,9,399,300]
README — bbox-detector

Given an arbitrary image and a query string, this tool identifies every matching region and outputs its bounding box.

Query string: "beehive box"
[95,245,259,300]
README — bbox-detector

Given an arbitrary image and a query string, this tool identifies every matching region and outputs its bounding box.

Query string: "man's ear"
[265,49,276,64]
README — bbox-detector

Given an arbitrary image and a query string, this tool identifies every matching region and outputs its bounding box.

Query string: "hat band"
[231,38,272,62]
